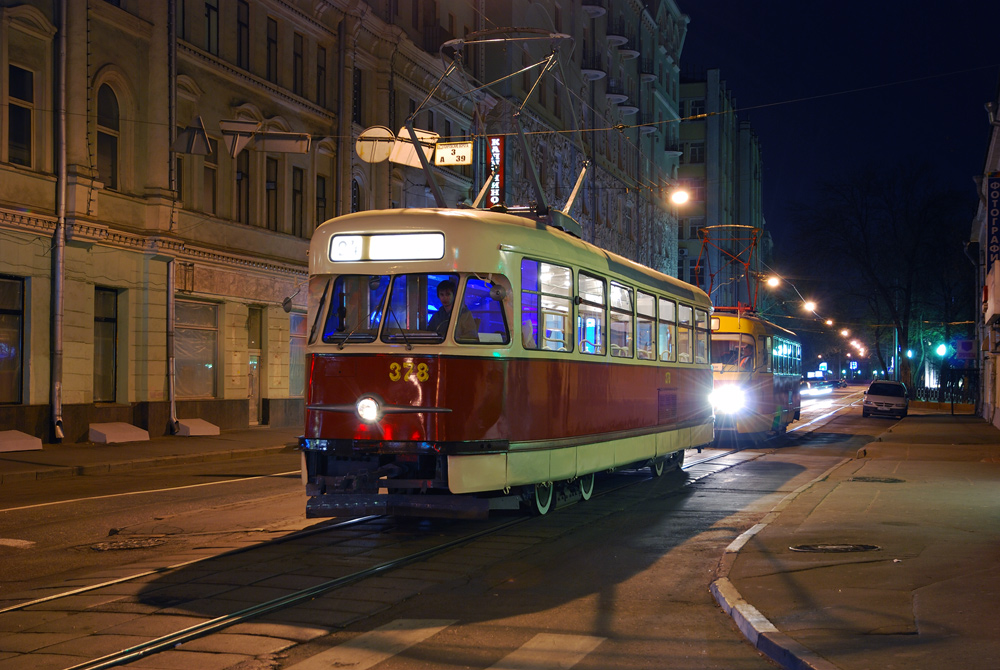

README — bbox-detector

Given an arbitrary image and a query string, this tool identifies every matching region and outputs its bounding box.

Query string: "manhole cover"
[848,476,905,483]
[789,543,880,553]
[90,538,166,551]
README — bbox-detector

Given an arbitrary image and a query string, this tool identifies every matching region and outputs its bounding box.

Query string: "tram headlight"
[709,385,747,414]
[356,396,381,422]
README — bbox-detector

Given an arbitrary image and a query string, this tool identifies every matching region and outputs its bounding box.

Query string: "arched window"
[351,178,361,213]
[97,84,119,190]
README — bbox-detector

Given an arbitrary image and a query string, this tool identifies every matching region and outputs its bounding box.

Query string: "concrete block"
[176,418,220,436]
[0,430,44,453]
[88,422,150,443]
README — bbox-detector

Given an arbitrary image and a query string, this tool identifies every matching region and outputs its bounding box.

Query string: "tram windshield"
[712,334,755,371]
[322,274,390,344]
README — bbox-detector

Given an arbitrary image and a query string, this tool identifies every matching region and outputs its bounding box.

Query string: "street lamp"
[670,188,690,205]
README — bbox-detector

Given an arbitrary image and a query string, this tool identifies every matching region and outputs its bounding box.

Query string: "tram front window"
[712,334,755,371]
[382,273,459,344]
[322,275,390,344]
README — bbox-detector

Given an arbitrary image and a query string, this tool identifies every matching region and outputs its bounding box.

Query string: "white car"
[862,380,909,418]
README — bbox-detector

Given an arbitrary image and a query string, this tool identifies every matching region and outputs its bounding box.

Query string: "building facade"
[0,0,690,444]
[676,68,766,309]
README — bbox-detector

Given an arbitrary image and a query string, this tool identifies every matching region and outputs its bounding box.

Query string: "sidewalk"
[0,425,302,485]
[713,413,1000,669]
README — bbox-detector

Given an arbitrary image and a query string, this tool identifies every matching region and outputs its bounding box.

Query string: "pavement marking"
[0,470,300,514]
[285,619,455,670]
[0,538,34,548]
[487,633,605,670]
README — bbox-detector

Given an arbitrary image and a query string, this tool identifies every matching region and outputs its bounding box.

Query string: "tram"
[300,207,715,518]
[709,307,802,441]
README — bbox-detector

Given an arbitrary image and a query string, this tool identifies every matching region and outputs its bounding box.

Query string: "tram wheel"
[532,482,553,515]
[579,472,595,501]
[649,459,665,477]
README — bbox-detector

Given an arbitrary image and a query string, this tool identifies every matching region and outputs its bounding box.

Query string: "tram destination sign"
[435,141,473,166]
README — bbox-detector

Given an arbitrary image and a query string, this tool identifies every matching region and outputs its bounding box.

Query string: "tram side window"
[521,259,572,351]
[456,276,510,345]
[577,272,606,355]
[765,336,773,372]
[636,291,656,360]
[658,297,676,362]
[676,304,693,363]
[695,309,710,364]
[322,274,389,343]
[793,341,802,375]
[380,273,458,344]
[610,282,633,358]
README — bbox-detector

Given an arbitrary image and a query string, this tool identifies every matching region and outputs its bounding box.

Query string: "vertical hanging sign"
[488,135,505,207]
[988,173,1000,266]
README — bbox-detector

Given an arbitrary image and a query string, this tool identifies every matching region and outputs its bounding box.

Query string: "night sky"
[678,1,1000,262]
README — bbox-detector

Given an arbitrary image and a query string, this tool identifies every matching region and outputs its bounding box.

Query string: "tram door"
[248,307,263,425]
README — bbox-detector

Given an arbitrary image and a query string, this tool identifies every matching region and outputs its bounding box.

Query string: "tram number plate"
[389,361,430,382]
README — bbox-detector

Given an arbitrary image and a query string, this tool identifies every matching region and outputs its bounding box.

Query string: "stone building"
[676,68,767,309]
[0,0,689,445]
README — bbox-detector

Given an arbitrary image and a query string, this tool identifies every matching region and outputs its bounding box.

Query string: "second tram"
[300,207,715,518]
[709,308,802,441]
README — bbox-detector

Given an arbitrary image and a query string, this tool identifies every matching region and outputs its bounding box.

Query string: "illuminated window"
[610,282,633,358]
[175,301,218,398]
[0,277,24,404]
[520,259,572,352]
[94,288,118,402]
[577,273,606,356]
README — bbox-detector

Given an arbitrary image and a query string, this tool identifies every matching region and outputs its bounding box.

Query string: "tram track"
[1,445,761,670]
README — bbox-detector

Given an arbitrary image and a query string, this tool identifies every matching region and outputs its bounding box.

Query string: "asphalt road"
[0,386,883,668]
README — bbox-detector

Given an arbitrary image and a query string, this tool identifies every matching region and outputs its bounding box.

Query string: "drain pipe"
[51,0,68,441]
[167,260,178,432]
[167,0,179,433]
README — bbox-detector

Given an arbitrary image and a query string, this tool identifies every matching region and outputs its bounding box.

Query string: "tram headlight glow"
[356,397,380,422]
[709,385,747,414]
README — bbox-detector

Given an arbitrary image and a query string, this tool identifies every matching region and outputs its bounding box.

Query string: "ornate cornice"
[1,210,306,278]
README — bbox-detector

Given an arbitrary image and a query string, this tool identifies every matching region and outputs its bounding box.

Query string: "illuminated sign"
[989,174,1000,266]
[488,135,505,207]
[329,233,445,262]
[435,141,473,166]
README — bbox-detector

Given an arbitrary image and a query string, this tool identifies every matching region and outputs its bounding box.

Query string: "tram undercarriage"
[301,439,686,519]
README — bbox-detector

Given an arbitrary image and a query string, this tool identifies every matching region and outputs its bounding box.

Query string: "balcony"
[605,79,628,105]
[606,19,629,47]
[422,24,455,54]
[580,52,606,81]
[619,48,640,60]
[582,0,607,18]
[640,58,656,83]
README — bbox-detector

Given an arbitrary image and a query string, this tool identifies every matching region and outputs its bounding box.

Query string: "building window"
[292,33,304,96]
[289,313,307,397]
[175,154,185,203]
[266,18,278,83]
[204,0,219,55]
[235,148,250,224]
[689,98,705,116]
[0,277,24,404]
[176,0,186,40]
[266,157,279,231]
[292,166,304,237]
[236,0,249,70]
[688,141,705,164]
[175,300,218,398]
[94,288,118,403]
[352,67,363,125]
[316,46,327,107]
[97,85,119,190]
[8,65,33,167]
[351,178,361,213]
[316,174,327,223]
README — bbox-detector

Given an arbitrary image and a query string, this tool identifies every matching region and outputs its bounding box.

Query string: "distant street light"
[766,276,780,288]
[803,300,817,312]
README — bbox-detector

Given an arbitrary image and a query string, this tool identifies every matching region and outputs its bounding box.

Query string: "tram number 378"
[389,361,431,382]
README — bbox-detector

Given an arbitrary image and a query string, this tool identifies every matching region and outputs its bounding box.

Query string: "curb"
[710,457,850,670]
[0,443,297,485]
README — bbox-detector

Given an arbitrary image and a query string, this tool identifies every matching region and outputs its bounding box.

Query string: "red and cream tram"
[709,308,802,441]
[301,207,715,518]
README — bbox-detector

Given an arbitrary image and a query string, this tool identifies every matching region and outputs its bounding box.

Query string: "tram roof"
[713,309,798,339]
[311,208,711,307]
